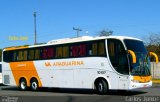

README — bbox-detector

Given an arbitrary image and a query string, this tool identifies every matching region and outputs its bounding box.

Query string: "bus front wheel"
[30,78,39,91]
[19,78,27,91]
[95,79,108,94]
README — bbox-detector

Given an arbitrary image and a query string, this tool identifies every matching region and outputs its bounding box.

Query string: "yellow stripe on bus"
[133,76,151,83]
[4,46,29,51]
[9,61,42,87]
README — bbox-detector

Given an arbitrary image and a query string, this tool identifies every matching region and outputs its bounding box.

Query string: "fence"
[151,62,160,79]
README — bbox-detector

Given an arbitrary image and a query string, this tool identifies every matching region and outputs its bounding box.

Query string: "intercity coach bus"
[2,36,158,94]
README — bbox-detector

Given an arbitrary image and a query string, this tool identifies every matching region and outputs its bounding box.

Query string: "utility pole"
[33,12,37,45]
[73,27,82,37]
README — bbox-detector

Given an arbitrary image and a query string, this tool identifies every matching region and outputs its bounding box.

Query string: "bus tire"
[95,79,108,95]
[19,78,27,91]
[30,78,39,91]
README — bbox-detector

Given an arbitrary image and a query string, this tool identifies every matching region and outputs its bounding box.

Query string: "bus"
[0,62,2,84]
[2,36,158,94]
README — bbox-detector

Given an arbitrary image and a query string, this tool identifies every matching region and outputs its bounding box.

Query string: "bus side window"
[91,41,106,57]
[13,51,17,62]
[47,48,54,59]
[42,48,48,59]
[98,41,105,56]
[35,49,41,60]
[70,46,79,57]
[3,51,8,62]
[18,51,23,61]
[63,46,69,58]
[92,43,98,56]
[23,50,28,61]
[55,46,63,58]
[79,44,86,57]
[28,49,35,60]
[108,39,129,75]
[42,47,54,59]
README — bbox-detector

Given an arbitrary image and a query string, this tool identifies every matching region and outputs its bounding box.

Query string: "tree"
[144,33,160,61]
[99,29,113,36]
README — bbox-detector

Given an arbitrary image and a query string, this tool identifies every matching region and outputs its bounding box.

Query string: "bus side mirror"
[128,50,136,64]
[149,52,159,64]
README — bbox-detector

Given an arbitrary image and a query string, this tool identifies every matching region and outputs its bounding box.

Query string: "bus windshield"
[124,39,151,76]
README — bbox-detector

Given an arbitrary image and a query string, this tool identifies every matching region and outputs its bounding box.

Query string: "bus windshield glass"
[124,39,151,76]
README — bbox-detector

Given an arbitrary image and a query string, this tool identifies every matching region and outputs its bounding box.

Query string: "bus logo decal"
[45,60,84,67]
[45,62,52,67]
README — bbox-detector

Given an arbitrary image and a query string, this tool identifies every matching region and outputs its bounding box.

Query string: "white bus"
[2,36,158,94]
[0,62,2,84]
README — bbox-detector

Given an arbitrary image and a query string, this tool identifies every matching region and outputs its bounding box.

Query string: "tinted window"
[3,40,107,62]
[3,51,14,62]
[124,40,147,53]
[124,39,151,76]
[108,39,129,75]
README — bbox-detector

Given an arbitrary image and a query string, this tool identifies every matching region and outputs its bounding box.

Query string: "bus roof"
[4,36,142,51]
[47,36,142,44]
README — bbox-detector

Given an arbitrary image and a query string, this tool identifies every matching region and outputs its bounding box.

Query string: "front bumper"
[129,81,152,89]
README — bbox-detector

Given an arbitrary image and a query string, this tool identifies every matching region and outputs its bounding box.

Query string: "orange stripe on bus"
[9,61,42,87]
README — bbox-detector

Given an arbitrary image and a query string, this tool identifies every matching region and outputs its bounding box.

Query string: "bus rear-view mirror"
[149,52,159,64]
[128,50,136,64]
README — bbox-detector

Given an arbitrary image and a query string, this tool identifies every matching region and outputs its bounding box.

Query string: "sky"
[0,0,160,48]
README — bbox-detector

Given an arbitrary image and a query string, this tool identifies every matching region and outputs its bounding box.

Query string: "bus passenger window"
[71,46,79,57]
[47,48,54,59]
[23,50,28,60]
[108,42,115,57]
[79,44,86,56]
[42,48,48,59]
[56,47,63,58]
[42,48,54,59]
[98,42,105,56]
[35,49,41,60]
[63,46,69,58]
[13,51,17,61]
[18,51,23,61]
[28,50,34,60]
[92,43,98,56]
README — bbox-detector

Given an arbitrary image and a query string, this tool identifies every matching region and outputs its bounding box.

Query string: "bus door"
[107,39,129,89]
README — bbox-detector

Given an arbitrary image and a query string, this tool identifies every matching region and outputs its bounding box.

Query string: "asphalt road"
[0,84,159,102]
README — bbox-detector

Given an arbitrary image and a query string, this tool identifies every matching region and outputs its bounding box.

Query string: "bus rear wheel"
[19,78,27,91]
[95,79,108,95]
[30,78,39,91]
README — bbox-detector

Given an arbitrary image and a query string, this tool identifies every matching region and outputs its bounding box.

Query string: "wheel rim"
[32,82,37,90]
[98,83,103,92]
[21,81,26,90]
